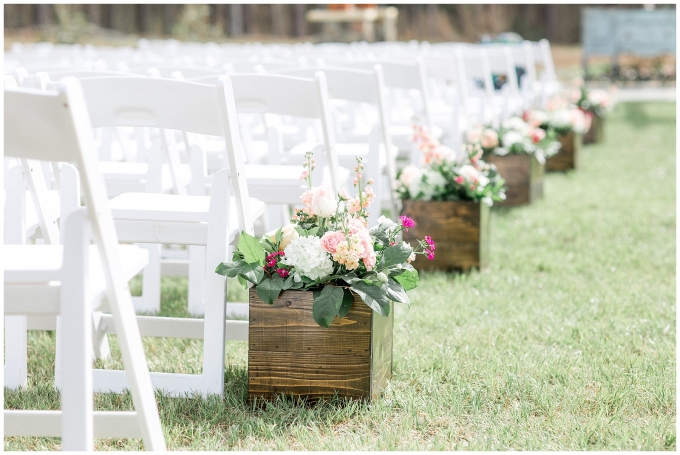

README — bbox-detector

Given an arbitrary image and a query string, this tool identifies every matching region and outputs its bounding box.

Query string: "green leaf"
[215,260,243,277]
[238,231,266,266]
[306,226,319,237]
[381,243,413,269]
[255,275,284,305]
[382,278,410,305]
[337,288,354,319]
[351,281,390,316]
[274,227,283,246]
[312,285,345,327]
[394,268,419,291]
[237,274,248,290]
[240,262,264,285]
[282,275,295,290]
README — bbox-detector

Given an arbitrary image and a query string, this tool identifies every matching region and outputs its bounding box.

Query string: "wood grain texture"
[248,288,393,402]
[485,153,544,207]
[546,132,582,172]
[401,200,489,271]
[583,115,604,144]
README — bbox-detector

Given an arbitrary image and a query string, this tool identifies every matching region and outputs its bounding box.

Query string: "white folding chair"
[191,73,349,232]
[4,80,166,450]
[271,65,398,224]
[77,75,264,396]
[339,58,442,155]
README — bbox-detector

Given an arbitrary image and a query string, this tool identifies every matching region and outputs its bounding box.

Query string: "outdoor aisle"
[5,103,675,450]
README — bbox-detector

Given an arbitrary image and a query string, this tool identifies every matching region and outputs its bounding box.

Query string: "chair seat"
[109,193,265,224]
[4,244,148,301]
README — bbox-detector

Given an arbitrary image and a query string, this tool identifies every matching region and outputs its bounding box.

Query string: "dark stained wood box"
[248,288,393,403]
[484,153,544,207]
[583,114,604,144]
[546,131,582,172]
[401,199,489,272]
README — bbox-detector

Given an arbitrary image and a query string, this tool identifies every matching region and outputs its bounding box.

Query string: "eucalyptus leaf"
[255,275,284,305]
[215,260,244,277]
[381,243,413,268]
[351,281,390,316]
[383,278,410,305]
[312,285,344,327]
[337,288,354,319]
[239,262,265,285]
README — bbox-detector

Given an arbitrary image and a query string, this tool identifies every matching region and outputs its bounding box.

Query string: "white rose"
[549,109,572,129]
[311,185,336,218]
[377,215,395,226]
[399,165,422,187]
[265,223,299,250]
[502,116,529,134]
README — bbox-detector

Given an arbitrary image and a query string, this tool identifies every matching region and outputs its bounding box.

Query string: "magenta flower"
[277,268,290,278]
[400,215,416,231]
[426,249,435,261]
[424,235,435,251]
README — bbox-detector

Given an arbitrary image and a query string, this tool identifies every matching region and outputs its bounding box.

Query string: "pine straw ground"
[4,101,676,450]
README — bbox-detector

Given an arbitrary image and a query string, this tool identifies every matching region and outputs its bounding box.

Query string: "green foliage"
[312,285,345,327]
[237,232,266,266]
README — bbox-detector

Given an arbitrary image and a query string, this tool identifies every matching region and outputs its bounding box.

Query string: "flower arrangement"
[524,102,590,136]
[396,122,506,206]
[570,80,616,118]
[466,116,561,161]
[216,152,433,327]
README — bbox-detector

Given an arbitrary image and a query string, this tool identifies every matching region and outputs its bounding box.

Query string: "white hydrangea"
[502,116,530,134]
[502,131,524,147]
[409,169,446,200]
[549,109,572,130]
[282,235,334,281]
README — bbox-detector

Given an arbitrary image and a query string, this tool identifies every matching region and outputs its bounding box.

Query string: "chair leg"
[3,315,28,389]
[188,245,206,316]
[133,244,161,313]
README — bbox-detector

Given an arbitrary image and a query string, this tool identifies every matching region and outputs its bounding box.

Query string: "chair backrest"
[341,58,432,128]
[228,72,341,191]
[271,64,393,160]
[76,75,253,231]
[483,45,521,97]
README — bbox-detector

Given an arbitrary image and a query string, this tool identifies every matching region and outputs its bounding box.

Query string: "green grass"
[5,102,676,450]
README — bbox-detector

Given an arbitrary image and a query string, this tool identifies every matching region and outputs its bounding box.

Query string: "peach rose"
[266,223,299,250]
[320,230,345,254]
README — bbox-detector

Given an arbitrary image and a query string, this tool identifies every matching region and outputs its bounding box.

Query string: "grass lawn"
[4,102,676,450]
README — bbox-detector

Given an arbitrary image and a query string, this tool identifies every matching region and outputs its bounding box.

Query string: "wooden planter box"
[248,288,393,403]
[583,114,604,144]
[401,199,489,272]
[546,132,582,172]
[484,153,544,207]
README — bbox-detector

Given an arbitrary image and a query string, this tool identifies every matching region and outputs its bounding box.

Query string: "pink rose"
[480,129,499,149]
[530,128,546,143]
[348,218,366,235]
[320,231,345,254]
[399,165,421,187]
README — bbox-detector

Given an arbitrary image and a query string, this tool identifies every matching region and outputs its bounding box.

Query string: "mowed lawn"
[5,102,676,450]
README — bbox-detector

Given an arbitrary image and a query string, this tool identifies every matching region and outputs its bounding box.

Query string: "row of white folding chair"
[5,80,166,450]
[42,75,262,398]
